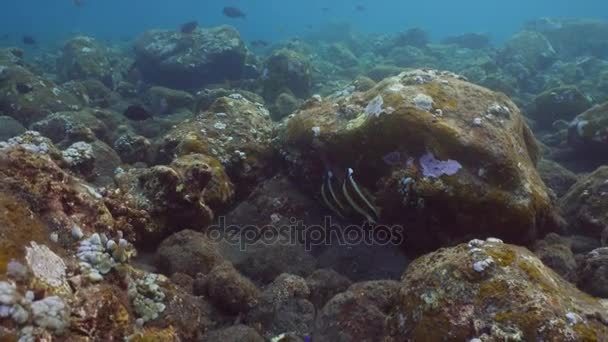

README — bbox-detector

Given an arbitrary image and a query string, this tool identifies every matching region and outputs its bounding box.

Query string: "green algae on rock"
[386,239,608,341]
[559,166,608,241]
[277,69,560,249]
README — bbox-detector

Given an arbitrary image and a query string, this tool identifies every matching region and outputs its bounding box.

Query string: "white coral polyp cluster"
[468,237,504,273]
[76,232,134,282]
[128,273,167,323]
[0,281,69,336]
[62,141,94,166]
[0,131,51,154]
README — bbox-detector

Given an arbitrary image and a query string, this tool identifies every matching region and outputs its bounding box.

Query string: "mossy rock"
[262,48,312,101]
[0,192,50,273]
[532,86,591,129]
[387,241,608,340]
[568,101,608,152]
[0,65,82,125]
[560,166,608,239]
[277,69,559,249]
[57,36,114,86]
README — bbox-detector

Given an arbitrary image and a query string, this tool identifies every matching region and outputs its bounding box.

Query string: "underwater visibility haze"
[3,0,608,340]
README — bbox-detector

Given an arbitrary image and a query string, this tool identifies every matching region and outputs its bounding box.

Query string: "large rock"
[158,94,275,197]
[246,274,314,339]
[0,116,26,140]
[386,239,608,340]
[314,280,399,341]
[577,247,608,298]
[56,36,116,87]
[542,19,608,59]
[560,166,608,240]
[499,30,557,71]
[533,233,578,282]
[0,65,82,125]
[537,159,578,198]
[216,174,320,284]
[156,229,224,277]
[134,26,247,90]
[568,102,608,154]
[262,49,313,101]
[105,155,218,243]
[531,86,591,129]
[277,69,559,249]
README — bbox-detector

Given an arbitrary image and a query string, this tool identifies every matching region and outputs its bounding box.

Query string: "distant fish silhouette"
[250,40,269,48]
[223,6,246,19]
[355,4,366,11]
[123,105,153,121]
[73,0,84,7]
[22,36,36,45]
[180,21,198,34]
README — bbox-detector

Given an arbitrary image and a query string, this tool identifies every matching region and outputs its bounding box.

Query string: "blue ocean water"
[2,0,607,47]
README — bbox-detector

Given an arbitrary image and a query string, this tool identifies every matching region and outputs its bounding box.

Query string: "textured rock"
[531,86,591,129]
[314,280,399,341]
[499,30,557,71]
[158,94,275,197]
[202,324,265,342]
[560,166,608,240]
[278,69,559,249]
[568,102,608,153]
[305,269,352,309]
[156,229,224,277]
[538,159,578,198]
[146,86,194,115]
[246,273,314,339]
[134,26,247,89]
[57,36,116,86]
[576,247,608,298]
[0,116,26,141]
[204,262,260,315]
[262,49,313,101]
[386,240,608,341]
[533,233,578,282]
[106,159,215,243]
[0,65,82,125]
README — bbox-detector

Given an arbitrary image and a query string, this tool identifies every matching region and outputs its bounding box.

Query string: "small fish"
[321,7,331,12]
[342,168,380,224]
[22,36,36,45]
[180,21,198,34]
[123,105,153,121]
[355,5,366,11]
[223,6,246,19]
[320,167,380,224]
[73,0,84,7]
[250,40,269,48]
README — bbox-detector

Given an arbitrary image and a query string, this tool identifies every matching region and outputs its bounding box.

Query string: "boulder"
[386,239,608,340]
[560,166,608,240]
[134,26,247,90]
[277,69,559,249]
[57,36,116,86]
[531,86,591,129]
[158,95,275,197]
[262,49,313,101]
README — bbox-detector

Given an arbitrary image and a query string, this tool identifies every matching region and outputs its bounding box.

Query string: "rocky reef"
[2,16,608,340]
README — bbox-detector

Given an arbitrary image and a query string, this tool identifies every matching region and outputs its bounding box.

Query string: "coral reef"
[2,14,608,340]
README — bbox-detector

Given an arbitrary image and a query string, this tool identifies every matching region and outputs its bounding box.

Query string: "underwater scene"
[3,0,608,340]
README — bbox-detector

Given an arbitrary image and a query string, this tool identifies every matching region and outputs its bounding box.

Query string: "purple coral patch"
[419,152,462,178]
